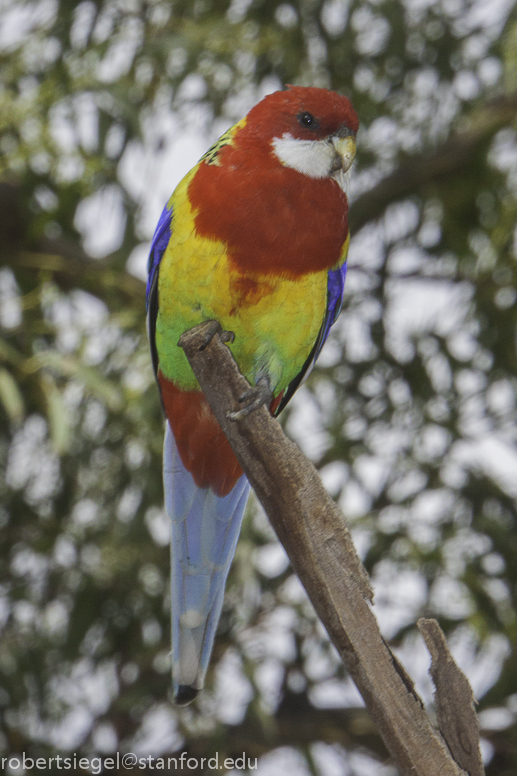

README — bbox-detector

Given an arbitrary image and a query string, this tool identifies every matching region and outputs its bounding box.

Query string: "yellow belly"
[156,167,330,392]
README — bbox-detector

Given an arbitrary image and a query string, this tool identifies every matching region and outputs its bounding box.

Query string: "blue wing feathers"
[146,203,173,310]
[274,261,347,415]
[328,262,347,325]
[146,203,173,379]
[315,262,347,362]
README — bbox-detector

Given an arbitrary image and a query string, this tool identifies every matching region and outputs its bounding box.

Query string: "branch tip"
[418,618,484,776]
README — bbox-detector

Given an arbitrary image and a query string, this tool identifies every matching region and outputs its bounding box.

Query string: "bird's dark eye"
[298,111,319,129]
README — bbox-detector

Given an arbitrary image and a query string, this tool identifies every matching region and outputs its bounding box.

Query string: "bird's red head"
[241,85,359,148]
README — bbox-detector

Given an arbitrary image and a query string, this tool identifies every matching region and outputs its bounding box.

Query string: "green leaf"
[0,367,24,424]
[39,372,72,454]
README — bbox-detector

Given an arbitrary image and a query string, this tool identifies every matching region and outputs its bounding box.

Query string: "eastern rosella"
[146,86,358,705]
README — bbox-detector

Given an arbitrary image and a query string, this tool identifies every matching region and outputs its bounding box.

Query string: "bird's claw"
[227,376,272,421]
[197,321,235,351]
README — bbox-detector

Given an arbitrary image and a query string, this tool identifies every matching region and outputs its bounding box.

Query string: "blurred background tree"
[1,0,516,773]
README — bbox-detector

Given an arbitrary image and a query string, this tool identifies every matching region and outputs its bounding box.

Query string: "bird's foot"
[197,320,235,351]
[227,375,272,421]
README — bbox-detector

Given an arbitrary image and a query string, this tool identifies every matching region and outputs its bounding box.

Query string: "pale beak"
[330,135,356,173]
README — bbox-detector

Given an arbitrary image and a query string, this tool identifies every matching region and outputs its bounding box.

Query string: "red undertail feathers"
[158,373,243,498]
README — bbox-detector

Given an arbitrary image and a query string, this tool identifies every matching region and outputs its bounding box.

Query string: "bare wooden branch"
[418,618,484,776]
[178,321,472,776]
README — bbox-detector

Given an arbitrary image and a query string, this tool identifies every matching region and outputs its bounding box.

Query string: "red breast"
[189,152,348,278]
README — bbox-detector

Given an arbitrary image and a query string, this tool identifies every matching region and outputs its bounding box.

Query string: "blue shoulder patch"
[313,261,347,363]
[146,203,173,310]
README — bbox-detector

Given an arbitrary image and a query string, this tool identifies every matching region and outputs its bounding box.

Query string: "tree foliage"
[1,0,517,773]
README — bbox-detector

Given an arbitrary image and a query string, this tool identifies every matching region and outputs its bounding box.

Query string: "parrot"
[146,85,358,705]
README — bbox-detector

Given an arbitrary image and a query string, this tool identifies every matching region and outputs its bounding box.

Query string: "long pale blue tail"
[163,421,250,704]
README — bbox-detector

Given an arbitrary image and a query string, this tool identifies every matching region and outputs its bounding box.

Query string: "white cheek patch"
[272,133,336,178]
